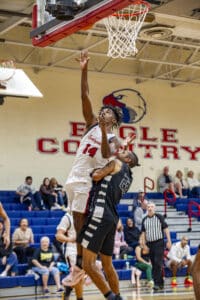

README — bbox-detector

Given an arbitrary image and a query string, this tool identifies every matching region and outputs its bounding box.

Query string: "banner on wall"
[36,88,200,161]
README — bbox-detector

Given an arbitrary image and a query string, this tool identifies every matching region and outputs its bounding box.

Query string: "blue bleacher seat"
[32,243,40,248]
[120,269,131,280]
[175,198,190,205]
[34,210,50,218]
[20,211,36,218]
[121,217,127,225]
[118,211,132,218]
[46,218,61,225]
[18,275,35,287]
[191,246,198,255]
[170,232,177,239]
[175,204,188,212]
[2,204,11,210]
[43,225,56,234]
[10,218,21,226]
[117,204,129,211]
[7,211,21,218]
[18,264,29,275]
[146,192,163,199]
[121,192,164,200]
[49,210,65,218]
[113,260,126,269]
[32,226,43,234]
[0,190,16,196]
[0,276,18,288]
[31,218,46,226]
[9,204,25,210]
[113,258,136,269]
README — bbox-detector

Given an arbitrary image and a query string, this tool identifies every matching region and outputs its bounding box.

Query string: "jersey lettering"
[82,143,98,157]
[119,173,131,195]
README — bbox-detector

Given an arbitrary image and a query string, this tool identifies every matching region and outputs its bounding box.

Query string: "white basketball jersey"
[66,124,114,185]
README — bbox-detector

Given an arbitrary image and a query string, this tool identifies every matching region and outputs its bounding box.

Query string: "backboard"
[0,68,43,98]
[31,0,139,47]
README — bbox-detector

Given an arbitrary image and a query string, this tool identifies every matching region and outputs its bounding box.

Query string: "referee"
[140,201,171,291]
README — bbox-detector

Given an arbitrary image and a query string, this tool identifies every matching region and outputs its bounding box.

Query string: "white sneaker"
[147,280,154,288]
[0,271,7,277]
[55,203,62,209]
[51,204,61,210]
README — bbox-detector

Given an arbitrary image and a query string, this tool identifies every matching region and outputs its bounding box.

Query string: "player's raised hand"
[123,133,136,150]
[98,114,106,130]
[76,50,90,70]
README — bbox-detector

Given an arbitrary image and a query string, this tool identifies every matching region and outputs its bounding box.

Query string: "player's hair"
[99,105,123,127]
[128,151,140,168]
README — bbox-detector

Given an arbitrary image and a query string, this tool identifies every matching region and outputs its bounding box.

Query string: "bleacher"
[0,191,199,296]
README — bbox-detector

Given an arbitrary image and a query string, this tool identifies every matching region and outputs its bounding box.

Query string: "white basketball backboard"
[0,68,43,98]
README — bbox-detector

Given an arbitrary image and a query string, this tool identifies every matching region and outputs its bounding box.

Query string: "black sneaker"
[114,295,124,300]
[43,288,50,294]
[159,284,164,290]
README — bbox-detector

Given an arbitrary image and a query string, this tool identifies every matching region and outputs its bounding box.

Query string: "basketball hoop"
[104,0,150,58]
[0,60,15,89]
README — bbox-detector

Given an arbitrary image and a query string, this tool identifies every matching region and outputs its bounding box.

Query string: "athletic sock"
[64,287,73,300]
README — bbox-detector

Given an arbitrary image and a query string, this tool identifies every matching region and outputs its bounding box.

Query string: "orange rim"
[112,0,151,18]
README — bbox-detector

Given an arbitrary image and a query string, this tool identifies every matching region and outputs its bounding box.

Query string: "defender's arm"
[92,160,116,182]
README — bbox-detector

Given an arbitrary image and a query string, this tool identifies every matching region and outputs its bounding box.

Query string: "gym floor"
[1,284,195,300]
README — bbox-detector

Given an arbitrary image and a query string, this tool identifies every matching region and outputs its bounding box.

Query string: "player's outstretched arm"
[78,50,97,128]
[92,160,116,182]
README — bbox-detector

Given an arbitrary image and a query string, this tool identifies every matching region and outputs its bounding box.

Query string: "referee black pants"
[148,239,165,286]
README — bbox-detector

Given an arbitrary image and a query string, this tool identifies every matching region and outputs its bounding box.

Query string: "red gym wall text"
[36,122,200,161]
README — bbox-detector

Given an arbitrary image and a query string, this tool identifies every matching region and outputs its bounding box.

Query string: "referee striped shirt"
[141,213,168,242]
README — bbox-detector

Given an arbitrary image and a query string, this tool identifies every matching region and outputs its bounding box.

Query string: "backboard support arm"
[31,0,136,47]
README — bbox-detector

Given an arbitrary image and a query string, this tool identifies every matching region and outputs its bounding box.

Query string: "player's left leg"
[100,253,120,295]
[82,247,113,297]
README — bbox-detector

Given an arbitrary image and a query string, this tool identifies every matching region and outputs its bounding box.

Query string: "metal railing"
[144,177,154,194]
[188,200,200,232]
[163,189,176,218]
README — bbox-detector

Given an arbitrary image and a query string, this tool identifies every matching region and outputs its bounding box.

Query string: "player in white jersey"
[66,124,115,213]
[64,51,123,298]
[65,50,123,235]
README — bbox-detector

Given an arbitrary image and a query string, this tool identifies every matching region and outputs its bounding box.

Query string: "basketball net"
[0,60,15,89]
[104,0,150,59]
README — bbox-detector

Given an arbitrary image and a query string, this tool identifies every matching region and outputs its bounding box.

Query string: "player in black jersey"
[77,118,140,300]
[77,149,139,300]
